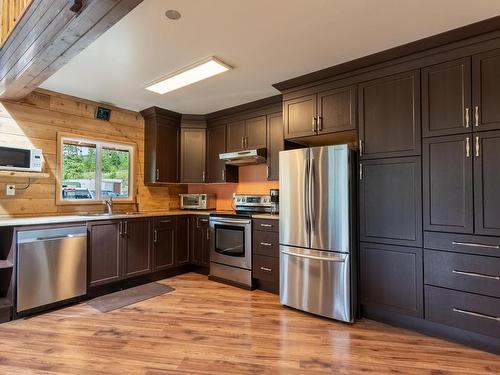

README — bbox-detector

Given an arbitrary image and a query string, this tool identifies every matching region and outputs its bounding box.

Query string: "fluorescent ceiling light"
[146,57,231,94]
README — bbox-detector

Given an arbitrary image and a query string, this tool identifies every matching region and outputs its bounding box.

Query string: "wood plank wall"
[0,0,31,47]
[0,89,186,217]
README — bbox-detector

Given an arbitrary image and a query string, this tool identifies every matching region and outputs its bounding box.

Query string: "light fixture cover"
[145,57,232,94]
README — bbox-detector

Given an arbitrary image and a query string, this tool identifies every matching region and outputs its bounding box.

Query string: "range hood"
[219,148,267,166]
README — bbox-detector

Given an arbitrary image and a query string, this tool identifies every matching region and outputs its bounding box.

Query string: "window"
[58,134,135,204]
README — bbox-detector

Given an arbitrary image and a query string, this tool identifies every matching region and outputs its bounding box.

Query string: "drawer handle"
[453,308,499,322]
[260,224,273,228]
[260,242,273,247]
[452,269,500,281]
[282,251,346,263]
[260,267,272,272]
[160,219,172,224]
[199,218,208,222]
[452,241,499,249]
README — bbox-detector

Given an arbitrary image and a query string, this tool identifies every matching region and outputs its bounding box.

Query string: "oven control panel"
[234,194,272,206]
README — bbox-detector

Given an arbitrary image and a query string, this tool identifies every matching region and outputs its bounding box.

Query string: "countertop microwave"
[179,193,216,210]
[0,146,43,172]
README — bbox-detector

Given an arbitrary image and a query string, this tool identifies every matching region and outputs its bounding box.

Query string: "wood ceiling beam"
[0,0,143,100]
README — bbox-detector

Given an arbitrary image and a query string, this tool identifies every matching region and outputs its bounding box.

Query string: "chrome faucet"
[104,197,113,215]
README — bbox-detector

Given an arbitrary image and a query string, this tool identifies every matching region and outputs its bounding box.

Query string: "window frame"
[56,132,136,205]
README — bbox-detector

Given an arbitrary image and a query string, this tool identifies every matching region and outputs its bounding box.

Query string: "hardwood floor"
[0,273,497,374]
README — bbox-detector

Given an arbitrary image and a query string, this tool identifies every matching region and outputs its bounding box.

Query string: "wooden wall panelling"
[0,89,183,217]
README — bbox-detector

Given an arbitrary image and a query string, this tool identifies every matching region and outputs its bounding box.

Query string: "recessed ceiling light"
[145,57,232,95]
[165,9,181,20]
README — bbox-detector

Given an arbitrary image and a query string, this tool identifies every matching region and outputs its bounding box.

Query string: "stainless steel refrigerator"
[279,144,355,323]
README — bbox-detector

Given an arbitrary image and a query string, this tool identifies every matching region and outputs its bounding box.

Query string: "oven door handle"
[210,219,251,225]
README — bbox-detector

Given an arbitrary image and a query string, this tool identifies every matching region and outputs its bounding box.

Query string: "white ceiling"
[41,0,500,114]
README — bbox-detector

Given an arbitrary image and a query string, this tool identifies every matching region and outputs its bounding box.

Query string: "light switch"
[6,184,15,196]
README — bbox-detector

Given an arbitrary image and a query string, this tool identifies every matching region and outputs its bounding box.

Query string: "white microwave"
[0,146,43,172]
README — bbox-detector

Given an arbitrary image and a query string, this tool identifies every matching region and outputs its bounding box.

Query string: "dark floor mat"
[87,282,175,313]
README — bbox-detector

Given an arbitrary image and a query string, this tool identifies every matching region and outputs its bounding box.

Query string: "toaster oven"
[179,194,216,210]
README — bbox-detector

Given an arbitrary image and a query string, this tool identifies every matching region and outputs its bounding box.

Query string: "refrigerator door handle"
[304,156,310,234]
[308,155,315,232]
[282,250,346,262]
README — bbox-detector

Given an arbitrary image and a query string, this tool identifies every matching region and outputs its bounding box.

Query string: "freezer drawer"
[280,245,352,322]
[17,226,87,313]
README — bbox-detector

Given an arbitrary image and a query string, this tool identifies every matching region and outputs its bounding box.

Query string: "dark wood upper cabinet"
[359,70,421,159]
[283,94,316,139]
[423,135,473,234]
[123,218,152,278]
[360,242,423,318]
[422,58,472,137]
[226,120,246,152]
[283,86,356,140]
[245,116,267,149]
[359,157,422,247]
[472,48,500,132]
[153,217,176,271]
[141,107,181,184]
[227,117,266,152]
[180,128,206,183]
[176,216,190,265]
[88,220,122,287]
[206,124,238,183]
[317,85,356,134]
[266,112,283,181]
[474,130,500,236]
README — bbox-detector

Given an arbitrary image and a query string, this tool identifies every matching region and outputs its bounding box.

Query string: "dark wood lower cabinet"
[360,242,423,318]
[252,221,279,294]
[176,216,190,265]
[153,217,176,271]
[189,216,210,268]
[123,218,152,278]
[359,157,422,247]
[89,220,122,287]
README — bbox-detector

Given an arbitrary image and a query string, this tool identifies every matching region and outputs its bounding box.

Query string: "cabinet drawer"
[425,285,500,338]
[155,216,176,229]
[424,231,500,257]
[424,250,500,298]
[253,255,279,283]
[253,219,279,233]
[253,230,279,257]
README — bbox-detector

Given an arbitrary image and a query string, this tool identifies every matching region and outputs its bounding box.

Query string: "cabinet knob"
[359,140,363,157]
[317,116,323,131]
[241,137,245,149]
[474,106,480,127]
[465,107,470,128]
[311,117,317,132]
[475,136,480,157]
[260,266,272,272]
[156,169,160,181]
[153,229,158,243]
[465,137,470,158]
[202,171,206,182]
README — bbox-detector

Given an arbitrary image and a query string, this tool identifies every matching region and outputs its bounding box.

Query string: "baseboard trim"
[362,305,500,355]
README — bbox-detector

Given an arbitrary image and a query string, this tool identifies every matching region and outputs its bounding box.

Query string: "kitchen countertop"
[0,210,279,227]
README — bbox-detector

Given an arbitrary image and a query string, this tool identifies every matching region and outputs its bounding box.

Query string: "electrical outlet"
[6,184,15,196]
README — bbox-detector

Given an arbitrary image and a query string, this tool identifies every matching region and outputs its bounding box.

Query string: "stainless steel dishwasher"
[16,226,87,313]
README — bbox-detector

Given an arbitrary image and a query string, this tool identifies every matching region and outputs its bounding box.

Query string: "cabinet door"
[472,49,500,131]
[283,94,317,139]
[266,112,283,181]
[422,58,472,137]
[423,135,473,233]
[180,128,206,183]
[245,116,267,149]
[89,221,122,287]
[360,242,423,318]
[176,216,190,265]
[154,217,176,271]
[359,70,421,159]
[227,120,246,152]
[360,157,422,247]
[190,216,210,267]
[207,125,226,182]
[156,120,179,183]
[123,218,152,278]
[474,130,500,236]
[317,85,356,134]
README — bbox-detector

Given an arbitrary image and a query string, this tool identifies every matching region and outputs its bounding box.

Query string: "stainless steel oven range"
[209,194,274,288]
